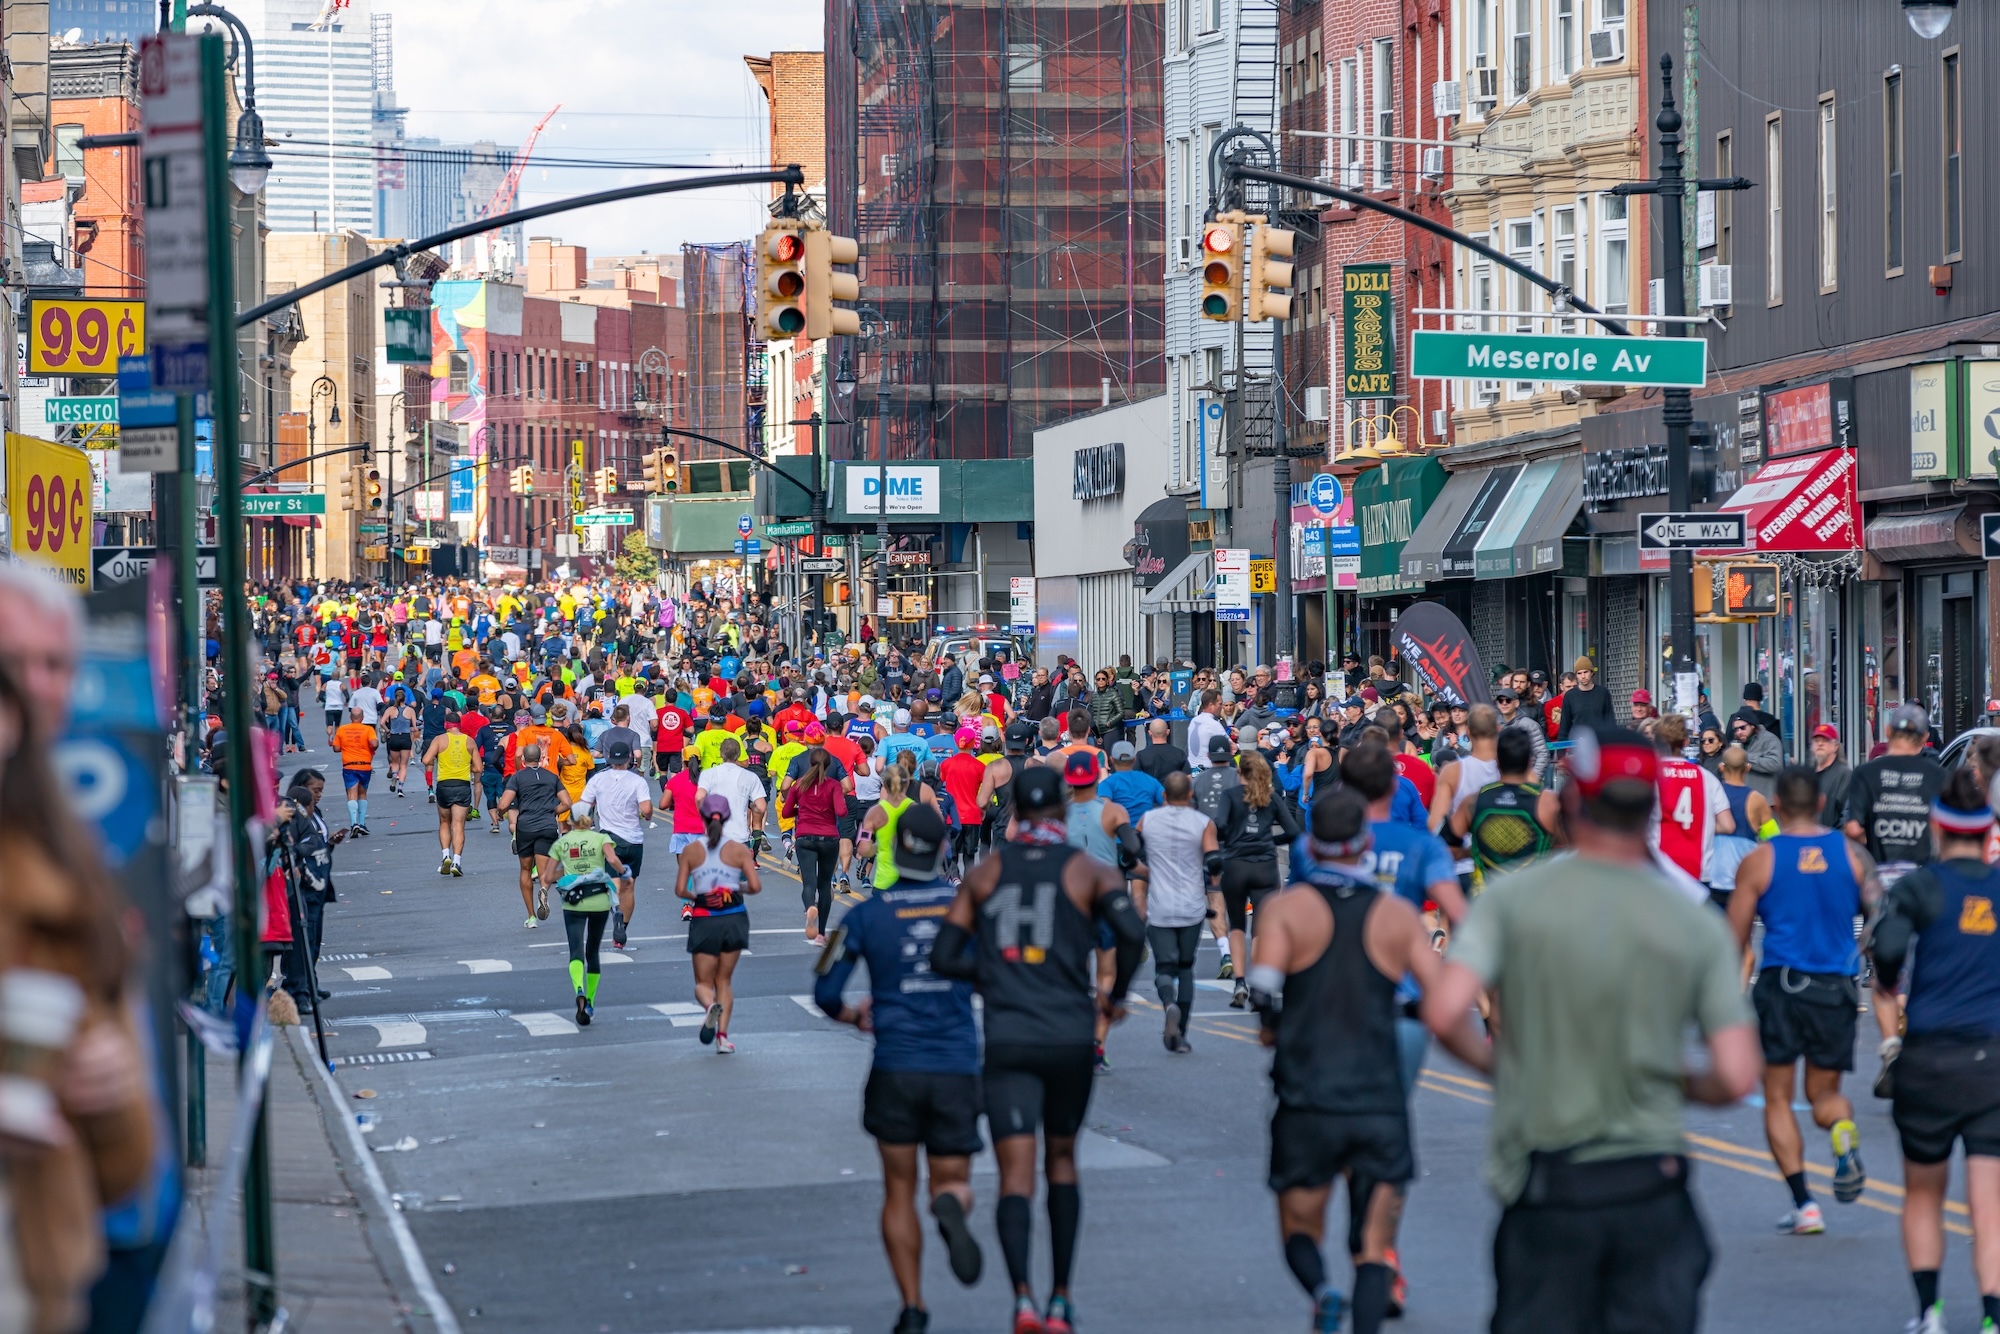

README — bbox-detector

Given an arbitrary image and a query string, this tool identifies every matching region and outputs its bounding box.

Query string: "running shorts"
[387,735,413,753]
[341,767,371,794]
[668,832,702,857]
[982,1043,1094,1140]
[480,770,505,807]
[1892,1038,2000,1165]
[1752,968,1857,1071]
[435,779,474,811]
[1267,1106,1414,1193]
[611,838,643,878]
[1219,858,1282,932]
[514,829,558,859]
[325,709,341,731]
[687,913,750,956]
[862,1068,984,1157]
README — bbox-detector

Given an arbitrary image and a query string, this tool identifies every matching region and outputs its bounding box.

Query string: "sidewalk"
[188,1025,445,1332]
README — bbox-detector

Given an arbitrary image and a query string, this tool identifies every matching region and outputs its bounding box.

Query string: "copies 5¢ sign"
[8,434,92,586]
[28,299,145,376]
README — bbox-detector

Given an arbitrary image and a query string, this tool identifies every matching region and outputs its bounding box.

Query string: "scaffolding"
[680,241,759,457]
[843,0,1166,461]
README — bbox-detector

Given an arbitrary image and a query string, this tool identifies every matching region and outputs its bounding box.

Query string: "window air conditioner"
[1341,160,1365,190]
[1432,80,1463,118]
[1431,408,1448,439]
[1477,382,1502,406]
[1588,27,1624,64]
[1303,386,1330,422]
[1421,147,1445,181]
[1474,66,1500,105]
[1699,263,1733,308]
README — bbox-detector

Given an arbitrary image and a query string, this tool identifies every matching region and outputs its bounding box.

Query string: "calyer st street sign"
[1637,512,1747,550]
[1411,330,1708,389]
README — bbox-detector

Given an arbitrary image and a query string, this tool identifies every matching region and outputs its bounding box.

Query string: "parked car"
[924,626,1029,669]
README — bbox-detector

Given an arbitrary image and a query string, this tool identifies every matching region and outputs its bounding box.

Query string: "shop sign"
[1910,362,1958,480]
[1071,441,1124,501]
[1355,455,1444,596]
[1967,360,2000,480]
[1762,377,1854,459]
[1583,446,1671,509]
[7,434,91,586]
[1737,392,1765,464]
[845,464,940,515]
[1213,548,1251,622]
[1129,497,1191,588]
[1250,558,1275,594]
[1341,264,1395,399]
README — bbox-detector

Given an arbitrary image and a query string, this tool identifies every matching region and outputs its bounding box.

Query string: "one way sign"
[92,546,219,589]
[1637,512,1746,550]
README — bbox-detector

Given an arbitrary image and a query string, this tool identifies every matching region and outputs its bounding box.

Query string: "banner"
[1392,601,1492,707]
[8,434,93,587]
[1342,264,1395,400]
[1214,548,1251,623]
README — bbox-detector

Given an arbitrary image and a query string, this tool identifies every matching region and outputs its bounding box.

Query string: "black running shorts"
[435,779,474,811]
[1892,1038,2000,1165]
[863,1068,984,1157]
[611,839,643,878]
[1267,1106,1414,1193]
[982,1043,1094,1140]
[1219,858,1282,932]
[387,735,413,753]
[514,830,557,859]
[1752,969,1857,1071]
[686,913,750,956]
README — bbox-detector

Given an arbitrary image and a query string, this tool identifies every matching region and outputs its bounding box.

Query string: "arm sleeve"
[930,918,978,980]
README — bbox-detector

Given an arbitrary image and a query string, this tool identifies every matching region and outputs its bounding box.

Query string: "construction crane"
[479,104,561,220]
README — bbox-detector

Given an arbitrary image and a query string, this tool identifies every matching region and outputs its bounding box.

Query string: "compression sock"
[996,1195,1033,1290]
[568,960,585,993]
[1984,1294,2000,1328]
[1216,936,1231,961]
[584,972,600,1002]
[1046,1182,1080,1291]
[1785,1172,1812,1208]
[1914,1270,1941,1316]
[1283,1233,1327,1297]
[1351,1262,1391,1334]
[357,799,369,825]
[346,799,361,826]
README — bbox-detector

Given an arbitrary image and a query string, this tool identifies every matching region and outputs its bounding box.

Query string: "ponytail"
[705,809,726,850]
[881,762,908,802]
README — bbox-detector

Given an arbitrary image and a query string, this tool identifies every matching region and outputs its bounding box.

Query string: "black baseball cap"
[1014,765,1065,815]
[891,803,950,879]
[606,739,634,763]
[1207,734,1234,761]
[1004,719,1036,753]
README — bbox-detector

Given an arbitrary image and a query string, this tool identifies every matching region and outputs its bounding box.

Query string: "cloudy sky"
[380,0,819,258]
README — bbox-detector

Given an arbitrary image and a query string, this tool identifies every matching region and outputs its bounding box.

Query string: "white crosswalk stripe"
[511,1012,579,1036]
[341,965,393,981]
[789,995,827,1017]
[649,1002,708,1028]
[353,1020,426,1048]
[457,959,512,974]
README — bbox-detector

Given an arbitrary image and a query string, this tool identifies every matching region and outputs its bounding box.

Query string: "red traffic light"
[1203,223,1237,254]
[767,231,804,263]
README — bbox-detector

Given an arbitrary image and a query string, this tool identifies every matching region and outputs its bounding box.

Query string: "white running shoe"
[715,1033,735,1054]
[1905,1304,1947,1334]
[524,916,537,930]
[1776,1201,1825,1234]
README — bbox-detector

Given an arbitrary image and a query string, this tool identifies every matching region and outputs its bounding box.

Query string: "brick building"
[48,39,140,297]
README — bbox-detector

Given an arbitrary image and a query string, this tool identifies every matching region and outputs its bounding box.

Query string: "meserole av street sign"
[1411,330,1707,388]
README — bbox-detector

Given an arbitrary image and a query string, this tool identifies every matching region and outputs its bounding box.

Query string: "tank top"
[873,796,913,888]
[1469,781,1549,874]
[1271,878,1405,1115]
[1654,757,1710,880]
[1758,829,1861,974]
[846,716,878,743]
[1906,859,2000,1039]
[976,843,1098,1047]
[387,708,412,738]
[1065,797,1118,866]
[1720,782,1754,838]
[686,843,748,916]
[434,730,474,781]
[985,755,1026,827]
[853,758,883,802]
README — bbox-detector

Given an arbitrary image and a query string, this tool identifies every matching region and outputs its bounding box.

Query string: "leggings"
[1146,922,1202,1014]
[1219,858,1282,932]
[563,908,609,976]
[795,834,840,925]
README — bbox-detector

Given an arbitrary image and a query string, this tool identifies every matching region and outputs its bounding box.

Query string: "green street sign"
[765,520,815,538]
[1410,330,1707,388]
[358,521,388,535]
[573,509,636,527]
[241,493,327,516]
[384,307,430,364]
[823,533,848,549]
[46,396,118,425]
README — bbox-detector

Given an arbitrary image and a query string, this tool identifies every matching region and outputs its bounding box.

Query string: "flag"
[307,0,350,30]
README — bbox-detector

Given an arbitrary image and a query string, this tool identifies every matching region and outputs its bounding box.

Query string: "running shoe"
[1217,958,1234,980]
[450,859,463,878]
[427,791,435,804]
[930,1192,982,1285]
[1830,1119,1866,1203]
[699,1002,722,1045]
[892,1308,929,1334]
[1230,982,1248,1009]
[1012,1295,1044,1334]
[1163,1002,1183,1052]
[1776,1201,1825,1234]
[535,886,550,921]
[612,910,628,948]
[1905,1306,1947,1334]
[524,916,537,930]
[1313,1287,1345,1333]
[714,1033,735,1054]
[439,854,453,877]
[1384,1247,1407,1318]
[575,992,591,1027]
[1043,1295,1075,1334]
[1092,1044,1109,1075]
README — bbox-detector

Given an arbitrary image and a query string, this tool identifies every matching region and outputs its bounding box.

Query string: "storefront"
[1351,455,1445,664]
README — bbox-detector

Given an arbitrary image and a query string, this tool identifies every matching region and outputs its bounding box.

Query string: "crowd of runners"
[219,572,2000,1334]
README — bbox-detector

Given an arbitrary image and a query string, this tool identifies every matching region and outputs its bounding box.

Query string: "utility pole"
[1270,318,1292,663]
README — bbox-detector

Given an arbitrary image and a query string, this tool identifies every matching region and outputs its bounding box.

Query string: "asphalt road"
[286,750,1979,1334]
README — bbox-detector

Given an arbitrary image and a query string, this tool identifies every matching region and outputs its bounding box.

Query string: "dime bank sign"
[846,464,941,515]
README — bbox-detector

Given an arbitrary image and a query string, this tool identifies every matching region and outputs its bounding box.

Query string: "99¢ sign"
[28,299,144,376]
[6,435,92,586]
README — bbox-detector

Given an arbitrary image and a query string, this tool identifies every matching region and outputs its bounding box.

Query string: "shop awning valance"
[1139,550,1214,614]
[1716,448,1859,553]
[1397,468,1488,584]
[1864,505,1981,563]
[1469,456,1583,579]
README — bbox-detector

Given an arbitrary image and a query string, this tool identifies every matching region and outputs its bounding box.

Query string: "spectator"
[1555,657,1615,741]
[1136,718,1188,782]
[1810,724,1852,829]
[1730,709,1785,798]
[1739,681,1782,736]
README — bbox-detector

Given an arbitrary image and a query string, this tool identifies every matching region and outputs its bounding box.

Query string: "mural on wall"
[431,281,491,536]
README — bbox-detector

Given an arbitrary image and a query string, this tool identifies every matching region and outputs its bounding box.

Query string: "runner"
[1138,771,1218,1053]
[1652,715,1734,887]
[1062,749,1148,1073]
[1193,732,1244,980]
[675,793,763,1054]
[548,805,628,1026]
[382,694,415,795]
[782,740,848,944]
[421,718,480,876]
[1451,727,1556,887]
[1866,767,2000,1334]
[579,738,654,950]
[814,803,984,1334]
[1845,702,1947,879]
[930,765,1144,1334]
[1218,749,1302,1009]
[334,705,378,835]
[1251,786,1488,1334]
[858,761,919,893]
[1728,764,1879,1235]
[497,741,570,928]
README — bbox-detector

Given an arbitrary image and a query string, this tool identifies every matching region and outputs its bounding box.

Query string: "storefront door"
[1915,569,1987,743]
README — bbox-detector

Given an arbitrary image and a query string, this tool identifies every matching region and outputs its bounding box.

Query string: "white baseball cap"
[894,707,912,726]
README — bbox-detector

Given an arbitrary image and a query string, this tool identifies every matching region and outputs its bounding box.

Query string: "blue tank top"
[1721,781,1754,837]
[1066,797,1118,866]
[1907,859,2000,1039]
[1758,830,1861,974]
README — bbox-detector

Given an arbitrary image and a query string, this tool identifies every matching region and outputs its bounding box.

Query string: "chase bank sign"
[845,464,942,515]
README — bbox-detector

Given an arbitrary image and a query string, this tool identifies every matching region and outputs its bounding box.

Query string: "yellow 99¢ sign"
[28,299,144,375]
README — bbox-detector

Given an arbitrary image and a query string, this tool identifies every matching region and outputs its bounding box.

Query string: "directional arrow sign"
[1985,513,2000,561]
[798,557,844,575]
[1637,512,1746,550]
[92,546,218,589]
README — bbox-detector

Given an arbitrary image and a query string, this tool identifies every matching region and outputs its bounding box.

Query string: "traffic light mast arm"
[244,442,372,486]
[384,454,533,501]
[1220,161,1632,337]
[656,425,819,505]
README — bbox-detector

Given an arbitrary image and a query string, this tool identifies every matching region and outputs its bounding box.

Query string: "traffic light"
[1246,219,1296,323]
[510,465,534,495]
[1200,211,1245,321]
[595,467,619,499]
[756,222,808,339]
[363,468,383,512]
[1692,562,1714,617]
[661,450,680,494]
[804,225,862,339]
[640,449,662,493]
[338,466,358,511]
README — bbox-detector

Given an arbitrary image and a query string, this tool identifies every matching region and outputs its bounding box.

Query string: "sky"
[380,0,820,260]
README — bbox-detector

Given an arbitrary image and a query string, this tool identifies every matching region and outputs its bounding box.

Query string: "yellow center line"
[1417,1077,1492,1107]
[1686,1134,1969,1215]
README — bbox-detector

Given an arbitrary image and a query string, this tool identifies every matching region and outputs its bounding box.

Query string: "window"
[1555,0,1576,78]
[1508,220,1536,331]
[1373,39,1395,188]
[1818,94,1837,291]
[1006,43,1044,91]
[1942,49,1962,261]
[1176,0,1189,51]
[1202,0,1220,34]
[1511,0,1533,99]
[1599,193,1629,315]
[1176,138,1192,263]
[1766,113,1784,304]
[1716,132,1734,269]
[1554,206,1578,331]
[1884,71,1904,275]
[1473,264,1500,402]
[53,124,82,182]
[449,351,469,395]
[1598,0,1624,22]
[1339,59,1360,186]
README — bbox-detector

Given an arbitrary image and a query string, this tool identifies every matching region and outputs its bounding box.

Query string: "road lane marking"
[353,1020,427,1048]
[342,965,393,981]
[458,959,512,974]
[512,1012,579,1036]
[649,1002,709,1027]
[790,995,829,1016]
[1685,1133,1968,1215]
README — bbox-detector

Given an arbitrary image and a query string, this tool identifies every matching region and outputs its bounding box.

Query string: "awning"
[1139,549,1214,614]
[1865,505,1982,563]
[1510,455,1583,576]
[1716,448,1858,553]
[1355,454,1447,596]
[1398,468,1488,584]
[1469,458,1580,579]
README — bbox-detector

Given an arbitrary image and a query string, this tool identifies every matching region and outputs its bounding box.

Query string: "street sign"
[1010,575,1036,631]
[573,509,635,527]
[1984,512,2000,560]
[1302,525,1360,556]
[1307,472,1343,516]
[798,557,843,575]
[765,520,815,538]
[1637,511,1746,550]
[1410,330,1708,389]
[240,492,326,517]
[92,545,217,588]
[357,522,387,535]
[1214,549,1251,622]
[383,307,429,364]
[139,35,211,390]
[45,396,119,426]
[887,550,930,566]
[733,538,762,555]
[119,427,178,474]
[737,514,754,536]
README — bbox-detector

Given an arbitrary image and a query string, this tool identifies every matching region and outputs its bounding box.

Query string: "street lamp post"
[832,350,857,636]
[307,374,339,577]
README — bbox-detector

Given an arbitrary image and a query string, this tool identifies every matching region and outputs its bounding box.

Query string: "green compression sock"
[584,972,601,1002]
[568,959,585,992]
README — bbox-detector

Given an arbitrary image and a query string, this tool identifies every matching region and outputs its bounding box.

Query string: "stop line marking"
[511,1012,579,1036]
[342,965,393,982]
[352,1020,426,1048]
[458,959,512,974]
[649,1002,708,1027]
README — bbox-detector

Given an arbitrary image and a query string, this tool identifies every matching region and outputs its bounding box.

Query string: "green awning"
[1473,459,1563,578]
[1396,466,1486,585]
[1354,455,1446,595]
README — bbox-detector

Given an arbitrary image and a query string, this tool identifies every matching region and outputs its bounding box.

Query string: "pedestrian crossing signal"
[1246,220,1296,323]
[805,228,862,340]
[1722,563,1779,616]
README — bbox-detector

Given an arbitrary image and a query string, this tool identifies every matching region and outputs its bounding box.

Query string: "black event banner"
[1393,601,1493,707]
[1343,263,1395,400]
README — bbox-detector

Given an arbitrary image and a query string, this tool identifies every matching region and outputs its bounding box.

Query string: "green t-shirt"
[1445,853,1751,1204]
[550,829,616,912]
